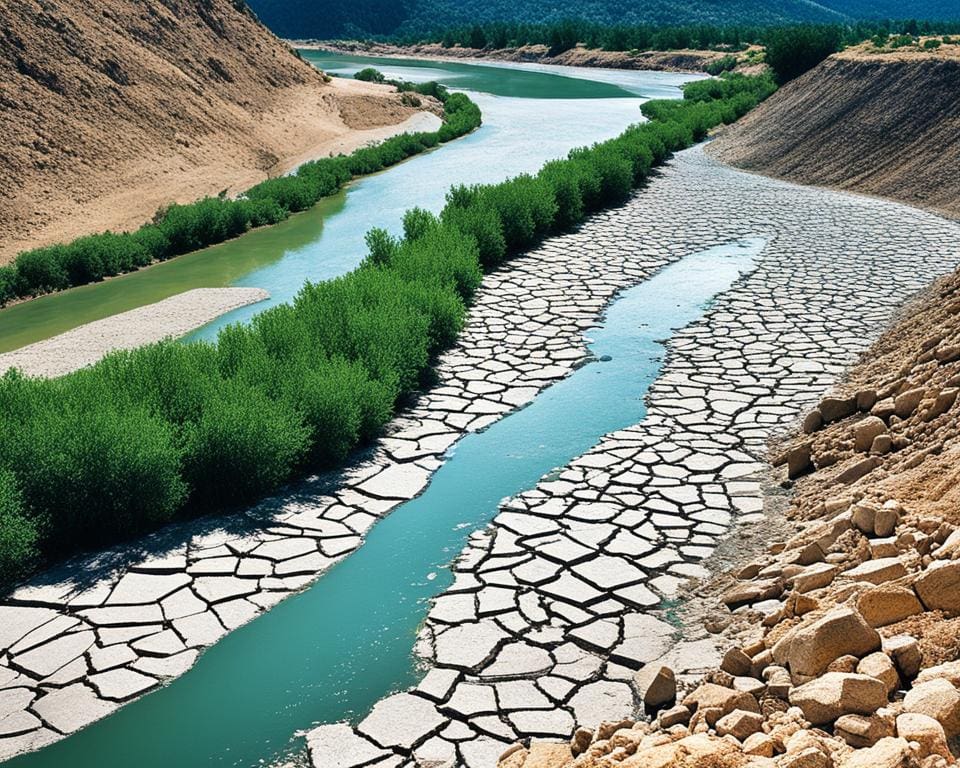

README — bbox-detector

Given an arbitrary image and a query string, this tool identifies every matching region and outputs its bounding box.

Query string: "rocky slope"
[0,0,428,263]
[710,44,960,219]
[498,256,960,767]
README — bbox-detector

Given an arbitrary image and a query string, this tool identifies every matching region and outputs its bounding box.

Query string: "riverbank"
[709,43,960,219]
[3,143,957,766]
[297,40,758,74]
[0,288,268,378]
[0,0,442,265]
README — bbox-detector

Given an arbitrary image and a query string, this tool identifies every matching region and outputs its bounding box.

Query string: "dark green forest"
[246,0,960,40]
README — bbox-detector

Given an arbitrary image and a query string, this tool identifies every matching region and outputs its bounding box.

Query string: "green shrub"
[763,25,842,83]
[13,247,68,296]
[354,67,386,83]
[182,382,309,509]
[0,470,39,591]
[705,55,738,75]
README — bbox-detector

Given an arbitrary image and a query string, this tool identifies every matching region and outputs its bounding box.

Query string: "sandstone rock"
[856,390,878,411]
[519,742,572,767]
[789,443,814,479]
[883,636,922,681]
[835,458,878,485]
[803,410,824,434]
[843,557,907,585]
[826,655,860,674]
[742,731,776,757]
[875,501,901,538]
[857,653,900,695]
[715,709,764,741]
[788,673,888,725]
[851,504,878,536]
[916,661,960,687]
[682,683,760,717]
[596,719,633,741]
[778,607,881,678]
[914,561,960,613]
[793,563,839,594]
[570,727,592,757]
[658,704,691,728]
[821,396,857,423]
[721,648,753,678]
[854,417,887,452]
[895,712,951,760]
[894,388,925,418]
[634,665,676,710]
[871,435,893,455]
[902,679,960,738]
[722,579,783,609]
[857,586,923,628]
[779,746,832,768]
[840,736,912,768]
[764,666,794,699]
[733,676,766,698]
[834,710,895,748]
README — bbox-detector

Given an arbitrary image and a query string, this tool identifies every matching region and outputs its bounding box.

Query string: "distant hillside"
[246,0,960,39]
[710,44,960,218]
[0,0,424,262]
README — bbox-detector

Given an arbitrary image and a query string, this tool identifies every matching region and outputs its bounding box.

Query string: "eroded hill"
[710,44,960,219]
[0,0,428,262]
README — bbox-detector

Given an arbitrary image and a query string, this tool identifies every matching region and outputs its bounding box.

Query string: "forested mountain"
[246,0,960,40]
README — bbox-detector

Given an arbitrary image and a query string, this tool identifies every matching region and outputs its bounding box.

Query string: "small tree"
[354,67,385,83]
[764,26,842,84]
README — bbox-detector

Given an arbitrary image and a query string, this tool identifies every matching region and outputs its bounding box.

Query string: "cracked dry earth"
[1,144,959,764]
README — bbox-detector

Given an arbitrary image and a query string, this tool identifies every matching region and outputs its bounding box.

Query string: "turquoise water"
[186,54,699,341]
[6,239,763,768]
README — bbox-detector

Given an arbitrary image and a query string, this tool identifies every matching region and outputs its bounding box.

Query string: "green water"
[4,239,764,768]
[0,55,699,353]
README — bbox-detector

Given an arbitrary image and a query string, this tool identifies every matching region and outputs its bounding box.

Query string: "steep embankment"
[710,45,960,218]
[0,0,431,263]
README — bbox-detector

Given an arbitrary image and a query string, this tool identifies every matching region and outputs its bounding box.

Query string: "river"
[0,54,697,353]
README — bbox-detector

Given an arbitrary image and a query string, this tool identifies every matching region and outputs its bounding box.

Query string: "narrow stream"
[6,239,764,768]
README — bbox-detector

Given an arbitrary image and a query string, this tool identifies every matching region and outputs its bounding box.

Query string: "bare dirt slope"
[0,0,431,263]
[710,45,960,219]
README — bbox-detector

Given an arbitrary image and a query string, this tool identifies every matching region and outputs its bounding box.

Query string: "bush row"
[0,82,481,307]
[0,72,775,591]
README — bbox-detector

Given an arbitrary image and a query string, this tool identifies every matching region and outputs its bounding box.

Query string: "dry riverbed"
[1,145,959,763]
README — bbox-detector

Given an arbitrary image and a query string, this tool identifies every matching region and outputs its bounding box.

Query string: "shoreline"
[295,40,741,75]
[0,287,269,378]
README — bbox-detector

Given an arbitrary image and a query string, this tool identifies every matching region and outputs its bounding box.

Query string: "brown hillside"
[0,0,429,263]
[710,47,960,218]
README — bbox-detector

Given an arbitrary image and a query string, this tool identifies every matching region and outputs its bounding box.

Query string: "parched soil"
[307,40,754,74]
[0,0,434,264]
[709,45,960,219]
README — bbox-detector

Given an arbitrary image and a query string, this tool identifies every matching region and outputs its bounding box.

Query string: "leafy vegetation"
[1,81,480,308]
[247,0,960,40]
[764,25,843,82]
[0,72,776,592]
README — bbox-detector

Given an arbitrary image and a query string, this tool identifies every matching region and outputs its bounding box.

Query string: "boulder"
[722,578,783,609]
[714,709,764,741]
[720,648,753,678]
[894,388,925,418]
[840,737,912,768]
[820,396,857,423]
[834,458,878,485]
[883,636,922,681]
[518,742,572,767]
[916,660,960,687]
[856,390,878,411]
[857,652,900,695]
[895,712,951,759]
[843,557,907,586]
[834,711,895,748]
[902,678,960,737]
[789,443,814,480]
[874,501,901,538]
[778,607,881,678]
[851,504,878,536]
[871,435,893,455]
[803,410,824,434]
[792,563,839,594]
[857,586,923,628]
[634,664,676,710]
[779,747,832,768]
[658,704,691,728]
[854,417,887,452]
[788,673,888,725]
[742,731,776,758]
[914,560,960,613]
[682,683,760,717]
[569,727,592,757]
